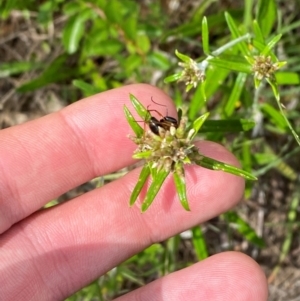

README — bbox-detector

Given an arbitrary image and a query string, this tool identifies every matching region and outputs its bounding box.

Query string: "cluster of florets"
[129,117,199,173]
[252,55,280,80]
[178,59,205,88]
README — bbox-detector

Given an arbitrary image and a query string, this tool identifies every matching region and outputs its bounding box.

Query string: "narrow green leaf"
[262,144,300,181]
[17,54,75,92]
[243,0,253,30]
[44,199,59,208]
[224,12,249,56]
[173,163,190,211]
[260,102,287,130]
[266,78,280,100]
[275,72,300,85]
[119,266,144,286]
[62,9,93,54]
[254,145,300,178]
[269,190,300,280]
[175,49,192,63]
[188,93,204,120]
[196,155,257,180]
[105,0,123,23]
[83,38,123,57]
[276,61,287,69]
[251,40,277,62]
[208,57,252,73]
[141,168,169,212]
[223,211,265,248]
[224,72,247,117]
[261,34,282,56]
[211,34,251,57]
[267,34,282,49]
[244,55,255,65]
[185,83,195,92]
[136,34,150,54]
[149,164,158,178]
[130,165,150,206]
[123,105,144,138]
[202,16,210,55]
[279,191,299,259]
[37,1,56,25]
[252,20,265,44]
[72,79,101,95]
[132,150,153,159]
[267,79,300,146]
[149,51,171,71]
[254,77,261,89]
[200,79,207,102]
[280,19,300,35]
[0,61,42,78]
[198,119,255,132]
[0,0,17,19]
[129,94,149,121]
[256,0,277,37]
[164,72,183,83]
[123,14,137,40]
[190,112,210,140]
[63,2,83,15]
[192,226,208,260]
[122,54,142,74]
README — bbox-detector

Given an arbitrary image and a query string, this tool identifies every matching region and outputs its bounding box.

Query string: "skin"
[0,84,268,300]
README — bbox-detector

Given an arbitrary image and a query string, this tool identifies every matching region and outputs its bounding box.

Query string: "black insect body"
[148,116,161,135]
[146,97,178,136]
[133,97,178,136]
[147,112,178,136]
[159,115,178,129]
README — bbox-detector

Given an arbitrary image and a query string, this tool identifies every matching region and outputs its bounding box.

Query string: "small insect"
[146,97,178,136]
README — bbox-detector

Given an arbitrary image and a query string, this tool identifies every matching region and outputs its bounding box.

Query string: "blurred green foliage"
[1,0,300,299]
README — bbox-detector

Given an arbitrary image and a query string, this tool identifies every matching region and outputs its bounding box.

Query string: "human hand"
[0,84,268,300]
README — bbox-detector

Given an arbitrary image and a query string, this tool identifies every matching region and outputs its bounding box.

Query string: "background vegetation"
[1,0,300,300]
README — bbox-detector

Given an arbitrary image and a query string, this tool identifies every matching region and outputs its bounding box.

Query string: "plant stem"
[197,33,251,72]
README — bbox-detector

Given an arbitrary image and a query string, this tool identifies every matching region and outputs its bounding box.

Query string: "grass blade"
[173,162,190,211]
[72,79,101,95]
[123,105,144,138]
[208,57,252,73]
[256,0,277,37]
[190,112,210,140]
[192,226,208,260]
[141,168,169,212]
[267,79,300,146]
[195,155,257,180]
[253,20,265,44]
[268,187,299,282]
[261,34,282,56]
[224,12,249,56]
[202,16,210,55]
[129,93,149,121]
[198,119,255,133]
[224,72,247,117]
[130,165,150,206]
[223,211,265,248]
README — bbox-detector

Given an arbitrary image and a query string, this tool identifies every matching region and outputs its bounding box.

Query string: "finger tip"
[118,251,268,301]
[207,252,268,300]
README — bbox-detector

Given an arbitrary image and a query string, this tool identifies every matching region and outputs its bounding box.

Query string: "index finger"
[0,84,176,233]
